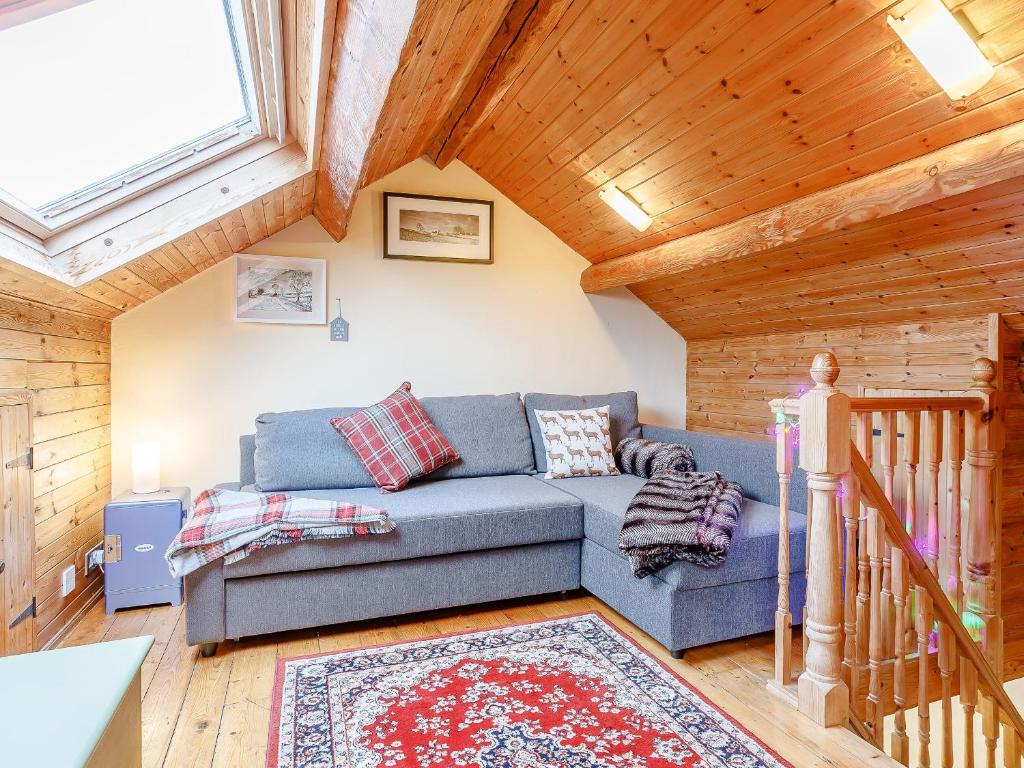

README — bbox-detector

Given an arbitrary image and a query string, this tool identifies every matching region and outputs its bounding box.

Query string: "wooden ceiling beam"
[580,119,1024,293]
[427,0,572,170]
[312,0,419,241]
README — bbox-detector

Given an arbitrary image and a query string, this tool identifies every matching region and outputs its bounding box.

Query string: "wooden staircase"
[768,352,1024,766]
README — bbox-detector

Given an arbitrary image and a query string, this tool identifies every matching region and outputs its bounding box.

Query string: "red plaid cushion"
[330,382,459,492]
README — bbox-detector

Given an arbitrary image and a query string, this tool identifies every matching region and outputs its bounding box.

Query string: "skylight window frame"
[0,0,284,240]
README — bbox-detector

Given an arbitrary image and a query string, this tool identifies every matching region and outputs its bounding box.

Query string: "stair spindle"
[917,585,933,767]
[926,410,943,579]
[892,528,911,764]
[938,618,955,768]
[857,413,873,669]
[842,471,860,701]
[867,501,885,745]
[881,412,898,655]
[774,406,795,688]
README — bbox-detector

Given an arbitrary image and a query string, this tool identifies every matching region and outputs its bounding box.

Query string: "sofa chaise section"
[546,425,809,656]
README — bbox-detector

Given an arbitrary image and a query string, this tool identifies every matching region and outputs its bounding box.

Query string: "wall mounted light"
[132,442,161,494]
[598,186,652,232]
[887,0,994,100]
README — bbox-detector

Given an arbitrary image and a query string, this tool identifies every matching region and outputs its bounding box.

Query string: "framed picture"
[234,254,326,324]
[383,192,493,264]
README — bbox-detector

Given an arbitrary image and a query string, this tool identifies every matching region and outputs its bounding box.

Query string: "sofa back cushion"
[523,392,641,473]
[253,393,535,491]
[641,425,807,513]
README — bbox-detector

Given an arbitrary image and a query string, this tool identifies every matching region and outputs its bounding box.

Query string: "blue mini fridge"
[103,487,190,614]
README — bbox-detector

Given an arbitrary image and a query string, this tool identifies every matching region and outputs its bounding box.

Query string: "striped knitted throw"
[614,437,695,477]
[618,470,743,579]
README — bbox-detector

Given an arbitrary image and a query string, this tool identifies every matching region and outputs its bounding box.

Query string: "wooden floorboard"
[60,592,894,768]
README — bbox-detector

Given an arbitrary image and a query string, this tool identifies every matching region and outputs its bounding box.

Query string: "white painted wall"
[111,159,686,493]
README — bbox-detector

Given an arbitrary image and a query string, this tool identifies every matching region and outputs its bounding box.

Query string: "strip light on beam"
[598,186,652,232]
[887,0,994,100]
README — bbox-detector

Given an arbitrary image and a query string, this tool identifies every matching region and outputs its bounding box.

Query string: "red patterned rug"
[267,613,791,767]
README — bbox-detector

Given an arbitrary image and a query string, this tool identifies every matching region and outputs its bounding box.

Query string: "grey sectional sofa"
[184,392,808,658]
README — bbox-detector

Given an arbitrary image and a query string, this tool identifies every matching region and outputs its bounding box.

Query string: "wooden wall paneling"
[997,312,1024,646]
[685,318,989,439]
[0,294,112,649]
[1,397,35,655]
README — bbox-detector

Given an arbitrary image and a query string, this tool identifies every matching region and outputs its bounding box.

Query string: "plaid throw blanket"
[165,488,395,578]
[618,471,743,578]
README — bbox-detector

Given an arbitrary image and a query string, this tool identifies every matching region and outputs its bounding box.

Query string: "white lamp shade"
[132,442,161,494]
[888,0,994,101]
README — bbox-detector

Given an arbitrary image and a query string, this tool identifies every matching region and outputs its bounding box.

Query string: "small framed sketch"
[383,192,493,264]
[234,254,326,324]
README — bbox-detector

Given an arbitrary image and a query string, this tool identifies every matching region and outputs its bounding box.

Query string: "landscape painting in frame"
[234,254,326,324]
[384,192,494,264]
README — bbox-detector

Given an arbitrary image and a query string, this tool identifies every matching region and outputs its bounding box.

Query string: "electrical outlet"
[60,565,76,597]
[85,543,104,575]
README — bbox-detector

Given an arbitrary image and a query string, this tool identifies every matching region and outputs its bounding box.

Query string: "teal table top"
[0,635,153,767]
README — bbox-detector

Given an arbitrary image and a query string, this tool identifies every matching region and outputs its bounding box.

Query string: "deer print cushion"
[533,406,620,480]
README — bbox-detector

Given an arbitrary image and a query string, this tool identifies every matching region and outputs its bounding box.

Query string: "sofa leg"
[199,642,218,658]
[670,648,686,660]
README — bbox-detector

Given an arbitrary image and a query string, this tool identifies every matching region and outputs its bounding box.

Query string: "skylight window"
[0,0,261,226]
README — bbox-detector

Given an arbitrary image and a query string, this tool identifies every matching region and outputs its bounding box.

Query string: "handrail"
[849,444,1024,738]
[771,395,984,417]
[849,396,984,413]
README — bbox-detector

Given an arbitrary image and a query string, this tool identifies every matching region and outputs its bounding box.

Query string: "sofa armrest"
[640,424,807,514]
[184,560,226,646]
[641,424,689,444]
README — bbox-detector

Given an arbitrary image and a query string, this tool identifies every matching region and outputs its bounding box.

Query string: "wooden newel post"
[797,352,851,727]
[965,357,1002,668]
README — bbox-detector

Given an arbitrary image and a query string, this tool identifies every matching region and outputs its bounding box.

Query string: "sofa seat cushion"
[223,475,583,579]
[543,474,806,591]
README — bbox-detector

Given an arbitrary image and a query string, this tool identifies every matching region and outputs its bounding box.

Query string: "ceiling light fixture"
[598,186,652,232]
[887,0,994,100]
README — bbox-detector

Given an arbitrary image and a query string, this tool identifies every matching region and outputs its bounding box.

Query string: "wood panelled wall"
[685,311,1024,661]
[998,313,1024,649]
[685,317,990,439]
[0,296,111,649]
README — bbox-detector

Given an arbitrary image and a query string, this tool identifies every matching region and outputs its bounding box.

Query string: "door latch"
[5,448,32,470]
[8,597,35,630]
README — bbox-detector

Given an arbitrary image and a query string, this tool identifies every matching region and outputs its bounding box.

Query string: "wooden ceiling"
[631,172,1024,339]
[446,0,1024,264]
[4,0,1024,342]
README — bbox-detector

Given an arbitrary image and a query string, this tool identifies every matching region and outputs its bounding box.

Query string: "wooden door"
[0,401,34,655]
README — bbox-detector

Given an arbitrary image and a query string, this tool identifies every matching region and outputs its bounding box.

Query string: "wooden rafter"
[312,0,419,241]
[428,0,572,169]
[580,120,1024,293]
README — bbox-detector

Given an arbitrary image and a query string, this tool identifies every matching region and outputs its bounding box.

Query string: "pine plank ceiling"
[447,0,1024,263]
[3,0,1024,339]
